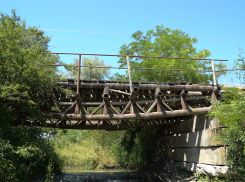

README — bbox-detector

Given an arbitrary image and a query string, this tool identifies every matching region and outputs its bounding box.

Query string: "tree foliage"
[118,25,226,83]
[234,46,245,82]
[0,10,66,123]
[210,87,245,180]
[66,56,111,80]
[210,47,245,180]
[0,10,64,181]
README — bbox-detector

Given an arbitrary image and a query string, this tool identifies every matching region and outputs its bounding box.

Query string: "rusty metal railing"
[43,52,228,94]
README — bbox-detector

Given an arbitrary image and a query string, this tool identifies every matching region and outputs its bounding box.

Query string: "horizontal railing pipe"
[43,52,228,61]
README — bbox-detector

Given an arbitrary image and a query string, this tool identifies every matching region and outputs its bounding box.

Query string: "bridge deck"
[17,79,220,130]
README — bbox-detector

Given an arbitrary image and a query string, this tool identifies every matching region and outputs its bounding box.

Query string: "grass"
[52,130,123,170]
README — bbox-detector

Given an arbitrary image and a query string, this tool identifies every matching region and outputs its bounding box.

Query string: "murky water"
[32,167,144,182]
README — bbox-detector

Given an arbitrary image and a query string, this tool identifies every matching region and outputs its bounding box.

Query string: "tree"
[0,10,64,181]
[118,25,226,83]
[0,10,66,122]
[67,57,111,80]
[234,46,245,83]
[210,48,245,180]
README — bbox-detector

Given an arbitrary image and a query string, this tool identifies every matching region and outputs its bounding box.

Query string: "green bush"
[115,126,166,169]
[210,87,245,180]
[0,10,67,181]
[0,121,63,181]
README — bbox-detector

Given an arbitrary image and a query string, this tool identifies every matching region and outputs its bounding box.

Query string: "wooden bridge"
[19,53,226,130]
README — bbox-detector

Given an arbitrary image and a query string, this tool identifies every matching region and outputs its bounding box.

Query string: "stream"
[31,167,145,182]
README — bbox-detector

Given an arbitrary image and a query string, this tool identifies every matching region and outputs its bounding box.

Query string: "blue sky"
[1,0,245,85]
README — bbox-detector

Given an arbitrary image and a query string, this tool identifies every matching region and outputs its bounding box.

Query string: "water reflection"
[53,167,143,182]
[32,167,145,182]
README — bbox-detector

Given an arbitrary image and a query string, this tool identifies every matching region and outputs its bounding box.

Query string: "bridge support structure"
[169,114,228,177]
[15,79,221,130]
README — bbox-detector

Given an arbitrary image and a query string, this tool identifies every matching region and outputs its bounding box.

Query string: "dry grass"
[52,130,121,169]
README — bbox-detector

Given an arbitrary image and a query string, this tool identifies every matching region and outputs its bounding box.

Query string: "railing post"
[211,59,217,87]
[126,56,133,94]
[211,59,220,102]
[77,55,81,94]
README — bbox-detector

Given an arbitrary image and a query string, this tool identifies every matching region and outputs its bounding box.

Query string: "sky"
[1,0,245,85]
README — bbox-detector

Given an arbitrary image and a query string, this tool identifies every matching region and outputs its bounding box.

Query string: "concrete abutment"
[169,114,228,177]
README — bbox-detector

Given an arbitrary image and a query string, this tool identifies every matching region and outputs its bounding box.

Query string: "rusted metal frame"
[57,82,215,91]
[130,87,139,99]
[147,99,158,113]
[75,97,81,115]
[150,118,160,125]
[74,120,81,125]
[77,55,81,93]
[42,64,215,72]
[48,117,55,124]
[211,59,220,102]
[211,87,221,102]
[155,87,163,98]
[211,59,218,87]
[156,97,173,112]
[107,120,112,125]
[118,120,133,127]
[130,100,141,114]
[215,69,245,72]
[75,90,89,115]
[96,120,102,126]
[120,100,131,115]
[128,87,140,114]
[45,52,228,61]
[63,101,77,114]
[74,55,82,115]
[142,119,151,125]
[54,119,60,126]
[79,102,89,115]
[80,120,86,125]
[161,100,173,111]
[103,86,110,100]
[54,102,62,113]
[109,88,131,95]
[179,90,191,111]
[125,120,134,126]
[90,102,105,115]
[109,103,120,115]
[155,87,172,111]
[87,120,95,125]
[98,120,113,126]
[135,102,146,113]
[103,120,112,126]
[44,106,212,121]
[120,120,129,126]
[15,116,191,130]
[133,120,142,127]
[126,56,133,94]
[56,120,64,127]
[103,86,111,115]
[56,96,210,106]
[211,59,221,102]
